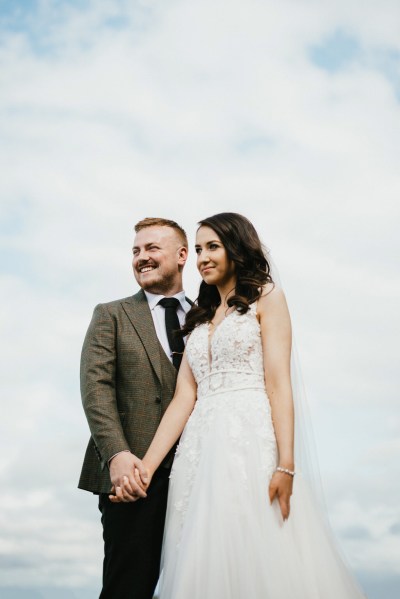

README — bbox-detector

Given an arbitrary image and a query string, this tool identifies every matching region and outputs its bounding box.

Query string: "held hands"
[108,452,153,503]
[269,469,294,521]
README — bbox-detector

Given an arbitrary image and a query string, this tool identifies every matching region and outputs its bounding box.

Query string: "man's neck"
[143,283,184,296]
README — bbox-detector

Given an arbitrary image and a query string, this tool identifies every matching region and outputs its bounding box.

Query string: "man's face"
[132,226,187,294]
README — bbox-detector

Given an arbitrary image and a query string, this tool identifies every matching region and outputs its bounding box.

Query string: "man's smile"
[137,262,158,274]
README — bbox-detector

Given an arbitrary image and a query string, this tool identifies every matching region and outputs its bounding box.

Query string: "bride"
[112,212,366,598]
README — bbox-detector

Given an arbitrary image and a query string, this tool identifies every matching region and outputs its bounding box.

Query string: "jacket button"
[155,396,161,404]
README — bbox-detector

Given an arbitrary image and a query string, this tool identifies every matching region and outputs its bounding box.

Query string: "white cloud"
[1,0,399,594]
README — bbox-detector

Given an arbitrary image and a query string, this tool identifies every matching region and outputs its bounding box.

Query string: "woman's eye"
[209,243,218,250]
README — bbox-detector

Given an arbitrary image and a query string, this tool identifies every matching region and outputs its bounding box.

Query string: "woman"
[113,213,366,598]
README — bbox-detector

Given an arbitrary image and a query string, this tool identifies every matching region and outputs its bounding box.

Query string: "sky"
[0,0,399,597]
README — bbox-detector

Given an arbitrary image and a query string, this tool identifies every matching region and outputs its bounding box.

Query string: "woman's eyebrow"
[195,240,220,247]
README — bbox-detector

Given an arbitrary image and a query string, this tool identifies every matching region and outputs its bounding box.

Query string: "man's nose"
[135,248,150,262]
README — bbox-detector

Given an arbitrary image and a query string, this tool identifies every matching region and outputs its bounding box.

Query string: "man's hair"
[134,217,188,247]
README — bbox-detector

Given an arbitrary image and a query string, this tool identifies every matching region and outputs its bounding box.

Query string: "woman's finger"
[134,460,149,485]
[279,494,290,520]
[269,482,277,504]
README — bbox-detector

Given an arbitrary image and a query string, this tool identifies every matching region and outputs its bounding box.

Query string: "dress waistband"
[196,368,264,385]
[197,385,267,400]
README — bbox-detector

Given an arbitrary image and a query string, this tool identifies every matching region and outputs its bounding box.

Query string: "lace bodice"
[185,302,266,398]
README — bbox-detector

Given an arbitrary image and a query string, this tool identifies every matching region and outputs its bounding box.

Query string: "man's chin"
[139,277,157,289]
[137,275,163,293]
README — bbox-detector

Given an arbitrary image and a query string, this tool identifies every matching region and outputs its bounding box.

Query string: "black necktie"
[158,297,185,370]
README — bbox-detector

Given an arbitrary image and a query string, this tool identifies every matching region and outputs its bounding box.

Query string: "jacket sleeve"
[80,303,130,470]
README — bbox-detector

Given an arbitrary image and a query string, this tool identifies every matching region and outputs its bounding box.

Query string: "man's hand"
[268,470,293,520]
[108,452,149,503]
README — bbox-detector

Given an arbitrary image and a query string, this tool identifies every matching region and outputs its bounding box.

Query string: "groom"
[78,217,191,599]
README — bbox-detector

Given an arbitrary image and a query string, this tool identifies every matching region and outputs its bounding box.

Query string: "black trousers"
[98,468,170,599]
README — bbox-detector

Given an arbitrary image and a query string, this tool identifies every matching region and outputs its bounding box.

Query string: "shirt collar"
[144,289,187,312]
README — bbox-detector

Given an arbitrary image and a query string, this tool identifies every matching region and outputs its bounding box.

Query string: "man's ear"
[177,246,188,265]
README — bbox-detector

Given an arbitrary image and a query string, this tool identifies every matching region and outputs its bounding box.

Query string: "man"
[78,217,191,599]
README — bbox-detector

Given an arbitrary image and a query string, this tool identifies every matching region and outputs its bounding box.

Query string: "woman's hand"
[268,470,294,520]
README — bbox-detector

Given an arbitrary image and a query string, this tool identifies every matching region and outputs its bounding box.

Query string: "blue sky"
[1,1,400,597]
[311,27,400,98]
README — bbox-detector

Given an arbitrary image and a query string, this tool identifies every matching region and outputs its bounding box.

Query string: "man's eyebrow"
[132,242,160,249]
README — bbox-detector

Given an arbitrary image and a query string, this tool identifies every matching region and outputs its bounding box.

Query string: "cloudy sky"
[1,0,399,597]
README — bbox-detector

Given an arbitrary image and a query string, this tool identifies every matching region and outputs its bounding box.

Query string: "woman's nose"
[198,251,209,263]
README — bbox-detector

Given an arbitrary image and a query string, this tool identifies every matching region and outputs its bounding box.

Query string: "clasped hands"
[109,452,152,503]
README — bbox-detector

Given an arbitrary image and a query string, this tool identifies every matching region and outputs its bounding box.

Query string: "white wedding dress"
[158,303,366,598]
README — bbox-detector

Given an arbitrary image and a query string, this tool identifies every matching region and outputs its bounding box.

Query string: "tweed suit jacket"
[78,289,179,494]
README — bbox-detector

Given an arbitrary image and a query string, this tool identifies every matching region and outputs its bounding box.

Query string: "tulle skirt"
[158,388,366,599]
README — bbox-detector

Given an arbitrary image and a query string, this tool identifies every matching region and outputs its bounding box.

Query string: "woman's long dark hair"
[182,212,274,335]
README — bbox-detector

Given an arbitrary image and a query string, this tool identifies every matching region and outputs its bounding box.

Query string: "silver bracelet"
[276,466,295,477]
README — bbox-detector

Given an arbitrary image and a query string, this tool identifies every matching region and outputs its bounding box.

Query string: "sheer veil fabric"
[267,253,325,508]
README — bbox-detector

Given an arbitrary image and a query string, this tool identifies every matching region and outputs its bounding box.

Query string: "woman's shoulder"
[257,283,288,315]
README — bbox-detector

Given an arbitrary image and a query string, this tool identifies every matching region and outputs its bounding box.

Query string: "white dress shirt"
[144,290,191,362]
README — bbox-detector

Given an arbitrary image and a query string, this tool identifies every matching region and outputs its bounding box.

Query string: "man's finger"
[109,493,122,503]
[112,475,142,498]
[127,473,147,498]
[118,477,140,502]
[115,486,129,503]
[109,486,137,503]
[121,475,134,495]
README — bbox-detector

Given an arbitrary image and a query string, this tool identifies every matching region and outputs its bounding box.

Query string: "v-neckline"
[208,308,236,344]
[207,309,236,369]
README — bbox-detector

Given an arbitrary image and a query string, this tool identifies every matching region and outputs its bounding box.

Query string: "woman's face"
[195,226,236,287]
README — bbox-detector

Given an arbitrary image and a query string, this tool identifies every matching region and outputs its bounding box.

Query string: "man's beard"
[135,262,177,295]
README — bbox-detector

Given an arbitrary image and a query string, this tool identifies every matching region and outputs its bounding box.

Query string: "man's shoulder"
[96,290,145,312]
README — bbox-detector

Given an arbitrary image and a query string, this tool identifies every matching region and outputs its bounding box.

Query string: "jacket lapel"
[122,289,190,386]
[121,290,166,384]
